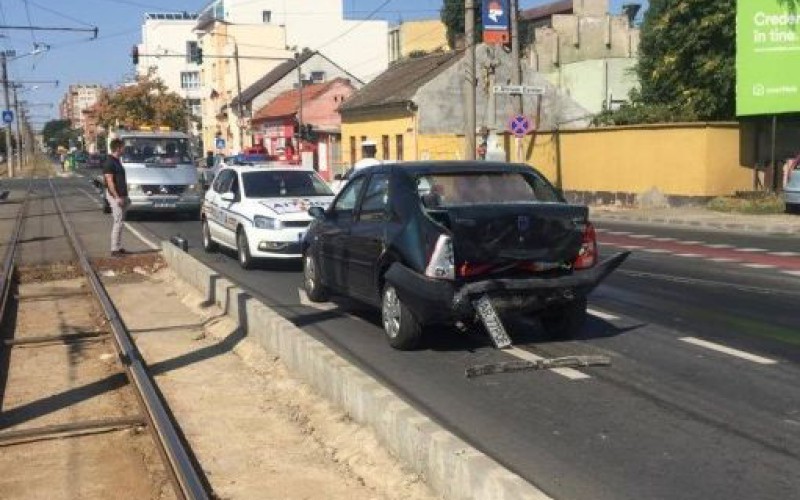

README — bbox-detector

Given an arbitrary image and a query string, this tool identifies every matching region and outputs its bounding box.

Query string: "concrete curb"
[162,243,549,500]
[592,212,800,236]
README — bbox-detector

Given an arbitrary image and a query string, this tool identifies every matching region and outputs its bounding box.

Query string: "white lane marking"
[607,231,631,236]
[298,288,337,311]
[652,237,677,242]
[705,244,733,249]
[677,240,704,245]
[621,245,644,250]
[588,308,619,321]
[643,248,670,254]
[675,253,703,258]
[709,257,739,263]
[741,263,776,269]
[79,186,160,250]
[735,248,768,253]
[770,251,800,257]
[680,337,777,365]
[506,347,590,380]
[628,234,654,239]
[783,271,800,277]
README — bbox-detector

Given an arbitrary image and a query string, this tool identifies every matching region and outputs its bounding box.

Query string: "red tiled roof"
[520,0,573,21]
[251,78,345,122]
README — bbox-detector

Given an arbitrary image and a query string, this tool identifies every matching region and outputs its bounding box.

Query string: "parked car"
[785,161,800,213]
[302,161,629,350]
[201,164,335,268]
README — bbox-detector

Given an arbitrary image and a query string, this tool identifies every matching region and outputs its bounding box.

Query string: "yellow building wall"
[400,20,448,57]
[340,111,415,169]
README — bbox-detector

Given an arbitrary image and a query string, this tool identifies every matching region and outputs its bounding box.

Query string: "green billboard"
[737,0,800,116]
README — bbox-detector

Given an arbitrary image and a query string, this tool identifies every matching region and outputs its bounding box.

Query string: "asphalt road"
[49,175,800,499]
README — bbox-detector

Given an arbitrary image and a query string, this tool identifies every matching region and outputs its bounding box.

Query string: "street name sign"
[737,0,800,115]
[493,85,545,96]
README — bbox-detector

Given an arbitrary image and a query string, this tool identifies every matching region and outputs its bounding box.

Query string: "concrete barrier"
[163,243,550,500]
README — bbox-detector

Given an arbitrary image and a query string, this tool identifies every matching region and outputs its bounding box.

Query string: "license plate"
[473,295,512,349]
[152,197,176,208]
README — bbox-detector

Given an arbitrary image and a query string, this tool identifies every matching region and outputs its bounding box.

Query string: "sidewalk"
[589,205,800,236]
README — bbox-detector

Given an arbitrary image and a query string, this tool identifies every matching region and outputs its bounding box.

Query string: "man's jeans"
[105,192,130,252]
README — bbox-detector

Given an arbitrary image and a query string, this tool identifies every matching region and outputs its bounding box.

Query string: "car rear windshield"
[416,172,561,206]
[121,137,193,164]
[242,170,333,198]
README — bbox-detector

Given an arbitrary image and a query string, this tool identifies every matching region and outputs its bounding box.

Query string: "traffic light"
[131,46,139,65]
[303,124,316,142]
[194,48,203,64]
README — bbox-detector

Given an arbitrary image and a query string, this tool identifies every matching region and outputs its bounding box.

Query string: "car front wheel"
[303,251,329,302]
[381,284,422,350]
[539,297,588,339]
[236,228,254,269]
[201,219,217,253]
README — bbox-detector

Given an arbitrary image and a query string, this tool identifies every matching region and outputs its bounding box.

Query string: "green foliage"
[635,0,736,121]
[93,71,188,132]
[42,119,80,151]
[707,194,786,214]
[440,0,482,49]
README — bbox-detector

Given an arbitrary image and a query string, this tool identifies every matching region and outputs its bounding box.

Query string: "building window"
[310,71,325,82]
[350,136,356,164]
[186,41,198,63]
[262,10,272,23]
[381,135,389,160]
[180,71,200,89]
[187,98,201,117]
[395,134,404,161]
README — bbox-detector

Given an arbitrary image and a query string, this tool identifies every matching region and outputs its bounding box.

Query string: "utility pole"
[465,0,477,160]
[12,86,23,169]
[296,52,304,139]
[233,42,244,152]
[1,53,13,177]
[510,0,524,162]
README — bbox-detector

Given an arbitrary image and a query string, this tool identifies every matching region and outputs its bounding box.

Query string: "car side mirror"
[308,206,326,220]
[220,192,236,202]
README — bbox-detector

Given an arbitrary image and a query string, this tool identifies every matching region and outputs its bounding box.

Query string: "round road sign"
[508,114,531,138]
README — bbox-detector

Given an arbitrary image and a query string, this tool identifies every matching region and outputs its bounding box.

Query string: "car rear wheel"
[539,296,588,339]
[237,228,254,269]
[381,284,422,350]
[202,219,217,253]
[786,203,799,214]
[303,251,329,302]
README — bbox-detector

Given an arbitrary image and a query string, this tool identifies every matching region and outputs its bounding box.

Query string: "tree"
[93,71,189,132]
[42,119,80,152]
[441,0,482,49]
[634,0,736,121]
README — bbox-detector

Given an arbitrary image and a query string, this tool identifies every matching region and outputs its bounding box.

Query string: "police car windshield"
[121,138,192,164]
[242,170,333,198]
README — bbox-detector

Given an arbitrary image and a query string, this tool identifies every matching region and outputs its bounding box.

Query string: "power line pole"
[510,0,523,116]
[233,42,244,152]
[12,86,23,169]
[1,53,13,177]
[465,0,477,160]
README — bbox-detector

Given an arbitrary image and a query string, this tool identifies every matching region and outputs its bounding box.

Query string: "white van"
[101,130,203,216]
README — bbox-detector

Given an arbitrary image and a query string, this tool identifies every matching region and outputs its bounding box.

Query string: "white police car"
[201,165,334,268]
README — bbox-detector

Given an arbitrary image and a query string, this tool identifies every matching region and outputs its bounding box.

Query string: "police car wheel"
[237,228,254,269]
[202,219,217,253]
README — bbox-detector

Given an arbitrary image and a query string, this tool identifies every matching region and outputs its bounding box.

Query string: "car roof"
[223,164,317,173]
[351,160,539,176]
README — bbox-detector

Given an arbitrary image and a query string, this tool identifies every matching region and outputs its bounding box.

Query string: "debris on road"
[465,355,611,378]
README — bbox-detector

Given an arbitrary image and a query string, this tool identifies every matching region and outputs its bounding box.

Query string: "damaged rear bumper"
[384,252,630,325]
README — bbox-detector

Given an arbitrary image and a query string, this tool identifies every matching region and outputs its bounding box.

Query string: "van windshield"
[121,137,193,165]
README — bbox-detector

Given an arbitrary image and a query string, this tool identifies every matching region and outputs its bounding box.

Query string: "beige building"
[524,0,641,114]
[388,19,448,64]
[59,84,103,130]
[195,11,292,154]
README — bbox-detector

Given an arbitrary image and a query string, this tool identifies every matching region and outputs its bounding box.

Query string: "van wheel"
[540,297,588,339]
[381,284,422,350]
[236,228,254,269]
[303,250,329,302]
[202,219,217,253]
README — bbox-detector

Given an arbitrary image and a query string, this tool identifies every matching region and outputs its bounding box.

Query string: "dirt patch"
[106,269,440,500]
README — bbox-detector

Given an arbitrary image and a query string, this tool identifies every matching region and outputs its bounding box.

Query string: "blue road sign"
[2,110,13,124]
[215,137,225,150]
[508,114,531,138]
[482,0,510,31]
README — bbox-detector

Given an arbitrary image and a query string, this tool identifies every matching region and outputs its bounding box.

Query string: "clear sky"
[0,0,646,128]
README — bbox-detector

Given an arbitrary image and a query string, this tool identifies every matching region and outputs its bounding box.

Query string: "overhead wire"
[26,0,97,28]
[314,0,394,51]
[22,0,38,45]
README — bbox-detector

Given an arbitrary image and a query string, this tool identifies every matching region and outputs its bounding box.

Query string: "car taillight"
[425,234,455,280]
[458,262,495,277]
[573,223,597,270]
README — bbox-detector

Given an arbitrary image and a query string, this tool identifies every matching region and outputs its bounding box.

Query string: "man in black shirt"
[103,138,130,256]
